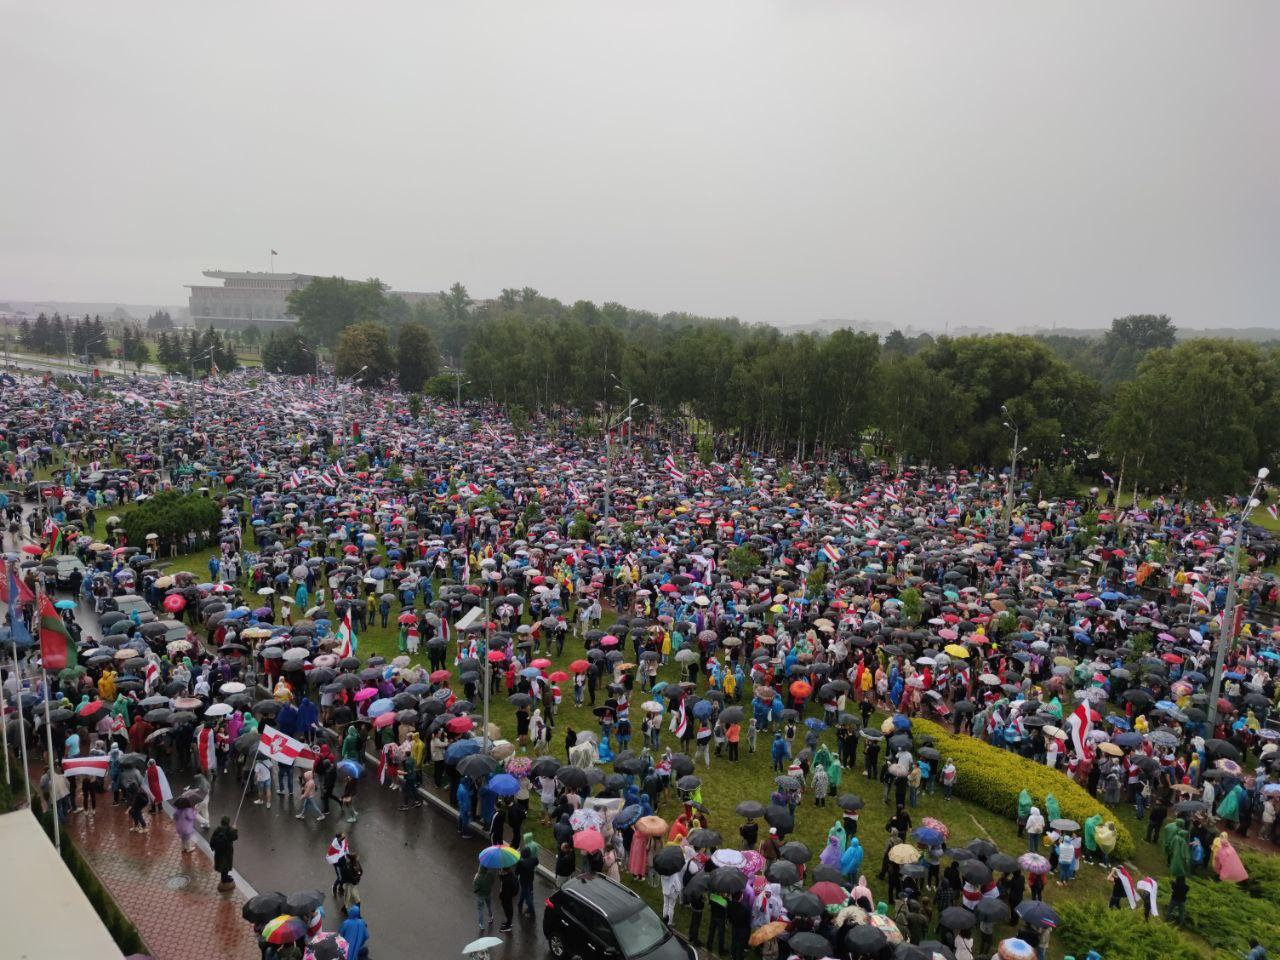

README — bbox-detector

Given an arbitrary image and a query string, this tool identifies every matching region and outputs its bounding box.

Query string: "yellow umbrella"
[944,644,969,659]
[1097,742,1123,757]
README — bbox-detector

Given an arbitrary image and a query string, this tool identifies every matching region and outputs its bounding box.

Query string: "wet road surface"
[208,768,551,960]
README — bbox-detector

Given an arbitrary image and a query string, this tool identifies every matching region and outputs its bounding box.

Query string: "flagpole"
[11,639,31,806]
[40,666,60,851]
[0,653,10,791]
[482,594,491,755]
[232,754,255,827]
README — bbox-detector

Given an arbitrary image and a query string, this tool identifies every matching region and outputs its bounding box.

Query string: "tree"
[1104,339,1280,495]
[395,321,439,392]
[725,545,762,582]
[241,324,262,350]
[335,321,394,385]
[146,310,174,331]
[287,277,388,346]
[440,282,472,325]
[1097,314,1176,384]
[260,329,315,375]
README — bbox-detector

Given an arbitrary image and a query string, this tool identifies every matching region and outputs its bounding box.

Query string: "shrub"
[1058,903,1199,960]
[1181,852,1280,959]
[120,490,220,552]
[912,718,1136,858]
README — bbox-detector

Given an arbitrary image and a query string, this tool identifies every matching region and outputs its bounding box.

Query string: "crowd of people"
[2,368,1278,960]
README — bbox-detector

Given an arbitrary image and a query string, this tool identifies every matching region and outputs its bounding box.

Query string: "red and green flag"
[39,595,75,671]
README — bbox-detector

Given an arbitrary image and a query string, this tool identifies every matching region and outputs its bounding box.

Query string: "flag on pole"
[144,660,160,693]
[146,763,173,805]
[820,543,843,564]
[1114,864,1138,908]
[63,756,109,778]
[1268,503,1278,522]
[6,566,33,649]
[197,726,217,773]
[663,455,686,483]
[1067,701,1094,761]
[43,518,62,556]
[38,595,74,671]
[258,725,317,769]
[336,610,357,658]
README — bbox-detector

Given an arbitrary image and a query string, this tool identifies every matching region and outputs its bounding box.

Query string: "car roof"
[559,876,644,915]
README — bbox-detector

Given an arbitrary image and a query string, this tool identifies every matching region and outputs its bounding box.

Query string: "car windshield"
[611,905,669,958]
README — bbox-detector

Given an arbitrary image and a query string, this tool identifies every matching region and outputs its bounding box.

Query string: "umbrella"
[572,829,605,853]
[634,816,668,837]
[261,915,307,945]
[996,938,1036,960]
[710,869,748,895]
[808,880,847,906]
[778,840,811,864]
[687,828,722,848]
[242,892,286,923]
[477,845,520,869]
[974,899,1010,923]
[1014,900,1059,930]
[838,793,865,811]
[888,843,919,865]
[765,859,800,885]
[783,890,822,918]
[305,934,351,960]
[1016,852,1050,874]
[735,800,766,819]
[1049,818,1079,832]
[653,845,688,876]
[938,906,976,931]
[284,891,324,917]
[845,924,888,954]
[788,932,833,958]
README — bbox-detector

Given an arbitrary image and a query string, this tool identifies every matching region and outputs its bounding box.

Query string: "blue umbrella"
[337,759,363,779]
[1155,700,1178,712]
[912,826,943,846]
[1100,591,1123,601]
[615,804,641,828]
[691,700,714,719]
[891,714,912,732]
[1113,732,1144,748]
[368,698,394,717]
[488,773,520,797]
[520,667,541,679]
[805,718,827,732]
[445,738,481,764]
[1104,715,1130,730]
[54,599,76,610]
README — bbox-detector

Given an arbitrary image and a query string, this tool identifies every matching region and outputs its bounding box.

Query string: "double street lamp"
[1001,405,1028,535]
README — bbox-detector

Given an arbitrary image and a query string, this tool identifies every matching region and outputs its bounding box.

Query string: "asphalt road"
[208,772,552,960]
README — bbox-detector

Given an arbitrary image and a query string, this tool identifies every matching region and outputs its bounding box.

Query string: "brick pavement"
[65,800,260,960]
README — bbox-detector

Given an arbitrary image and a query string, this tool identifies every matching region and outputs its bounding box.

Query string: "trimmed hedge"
[1058,903,1200,960]
[913,718,1136,859]
[1182,851,1280,960]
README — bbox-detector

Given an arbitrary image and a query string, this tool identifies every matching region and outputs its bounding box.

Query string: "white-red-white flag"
[63,756,109,778]
[258,725,316,769]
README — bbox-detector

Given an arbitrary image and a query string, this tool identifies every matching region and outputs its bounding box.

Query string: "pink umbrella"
[573,828,605,853]
[353,687,378,702]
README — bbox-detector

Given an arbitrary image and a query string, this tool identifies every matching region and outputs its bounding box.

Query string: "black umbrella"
[687,828,721,848]
[653,845,687,876]
[555,766,589,791]
[783,890,822,918]
[837,793,864,811]
[764,804,794,833]
[735,800,766,819]
[974,898,1010,923]
[987,853,1019,873]
[710,869,748,895]
[779,841,811,864]
[845,924,887,954]
[788,932,832,958]
[961,861,992,886]
[285,890,324,916]
[938,906,976,931]
[765,859,800,885]
[242,891,287,923]
[966,838,998,859]
[458,754,498,780]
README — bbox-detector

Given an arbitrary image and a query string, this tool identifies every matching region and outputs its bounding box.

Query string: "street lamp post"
[602,398,641,521]
[1205,466,1271,731]
[1000,406,1027,535]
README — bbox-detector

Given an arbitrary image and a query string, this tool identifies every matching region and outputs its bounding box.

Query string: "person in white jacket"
[1025,806,1045,852]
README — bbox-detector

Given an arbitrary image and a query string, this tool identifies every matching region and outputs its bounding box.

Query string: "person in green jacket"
[473,867,494,929]
[342,725,361,761]
[1045,793,1061,824]
[1017,789,1033,837]
[1082,814,1102,864]
[1215,783,1244,825]
[1166,821,1191,878]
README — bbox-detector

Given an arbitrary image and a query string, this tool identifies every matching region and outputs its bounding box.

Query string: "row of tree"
[153,327,239,376]
[16,313,110,359]
[281,276,1279,495]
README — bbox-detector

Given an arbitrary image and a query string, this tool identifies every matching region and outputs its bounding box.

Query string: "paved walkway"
[65,799,260,960]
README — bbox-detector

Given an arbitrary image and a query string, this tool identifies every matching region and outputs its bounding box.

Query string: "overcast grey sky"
[1,2,1276,330]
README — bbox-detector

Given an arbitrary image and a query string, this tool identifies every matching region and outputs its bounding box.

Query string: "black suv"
[544,876,695,960]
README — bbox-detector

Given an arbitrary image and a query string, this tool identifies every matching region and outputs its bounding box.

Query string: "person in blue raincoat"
[840,836,864,879]
[457,777,476,837]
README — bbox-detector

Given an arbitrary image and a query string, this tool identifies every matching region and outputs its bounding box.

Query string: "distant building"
[186,270,316,329]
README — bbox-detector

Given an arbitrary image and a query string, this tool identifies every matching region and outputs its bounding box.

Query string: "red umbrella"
[548,671,569,683]
[572,828,605,852]
[569,660,590,674]
[808,881,847,906]
[531,658,551,669]
[353,687,378,702]
[77,699,105,717]
[487,650,507,663]
[163,594,186,613]
[398,612,417,625]
[429,669,451,683]
[659,583,679,593]
[446,716,474,734]
[19,545,42,556]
